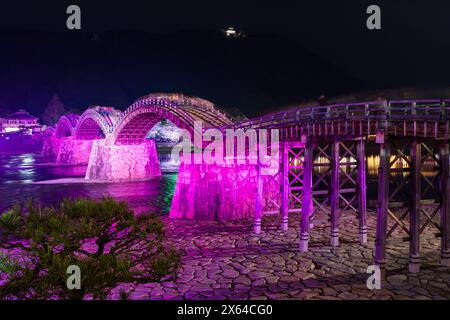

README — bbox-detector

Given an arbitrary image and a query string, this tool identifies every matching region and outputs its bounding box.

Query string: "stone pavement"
[109,210,450,300]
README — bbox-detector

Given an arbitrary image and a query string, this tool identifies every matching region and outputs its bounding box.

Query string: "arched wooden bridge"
[46,96,450,275]
[53,93,233,143]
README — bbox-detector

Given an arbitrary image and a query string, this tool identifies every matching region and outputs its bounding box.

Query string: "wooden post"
[375,138,390,278]
[330,140,340,247]
[440,141,450,267]
[409,140,421,273]
[357,138,368,244]
[300,139,313,252]
[254,156,264,234]
[281,143,289,231]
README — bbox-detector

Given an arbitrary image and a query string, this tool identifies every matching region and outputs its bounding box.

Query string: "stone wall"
[56,138,94,164]
[85,140,161,181]
[41,136,62,159]
[169,160,281,221]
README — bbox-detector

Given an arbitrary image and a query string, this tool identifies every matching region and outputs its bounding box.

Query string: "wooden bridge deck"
[225,99,450,140]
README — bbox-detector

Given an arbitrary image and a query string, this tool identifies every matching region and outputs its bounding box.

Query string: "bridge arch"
[55,114,79,138]
[42,127,55,137]
[74,106,121,140]
[112,93,233,145]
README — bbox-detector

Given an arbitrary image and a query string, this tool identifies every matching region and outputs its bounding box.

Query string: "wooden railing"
[225,99,450,130]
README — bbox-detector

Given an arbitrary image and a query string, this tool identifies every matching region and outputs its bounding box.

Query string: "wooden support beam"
[409,140,421,273]
[254,159,264,234]
[375,139,391,278]
[357,138,368,244]
[330,140,340,247]
[281,144,289,231]
[440,141,450,267]
[300,139,313,252]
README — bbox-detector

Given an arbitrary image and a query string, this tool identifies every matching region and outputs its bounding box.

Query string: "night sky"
[1,1,450,117]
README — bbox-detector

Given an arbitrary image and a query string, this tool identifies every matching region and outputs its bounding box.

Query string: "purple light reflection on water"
[0,153,177,214]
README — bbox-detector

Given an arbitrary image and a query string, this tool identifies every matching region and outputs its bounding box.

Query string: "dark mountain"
[0,107,12,117]
[0,28,366,117]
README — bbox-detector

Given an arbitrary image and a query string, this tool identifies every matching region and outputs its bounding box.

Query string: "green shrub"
[0,197,181,300]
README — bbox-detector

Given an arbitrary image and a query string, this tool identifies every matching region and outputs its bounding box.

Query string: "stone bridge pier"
[42,135,62,159]
[56,137,94,164]
[85,138,161,181]
[169,153,282,226]
[169,162,263,221]
[42,136,93,164]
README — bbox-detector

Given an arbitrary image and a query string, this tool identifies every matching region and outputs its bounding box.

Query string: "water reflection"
[366,155,438,177]
[291,155,438,178]
[0,153,177,214]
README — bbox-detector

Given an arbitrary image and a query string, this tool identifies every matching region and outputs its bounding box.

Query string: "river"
[0,150,438,214]
[0,152,177,214]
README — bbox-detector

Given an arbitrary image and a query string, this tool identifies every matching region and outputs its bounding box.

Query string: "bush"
[0,198,181,300]
[0,254,19,275]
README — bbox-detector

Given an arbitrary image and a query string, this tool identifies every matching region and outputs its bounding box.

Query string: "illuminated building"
[0,109,40,134]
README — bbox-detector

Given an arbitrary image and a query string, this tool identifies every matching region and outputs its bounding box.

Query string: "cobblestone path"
[110,210,450,300]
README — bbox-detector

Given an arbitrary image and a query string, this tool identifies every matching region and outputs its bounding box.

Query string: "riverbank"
[109,209,449,300]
